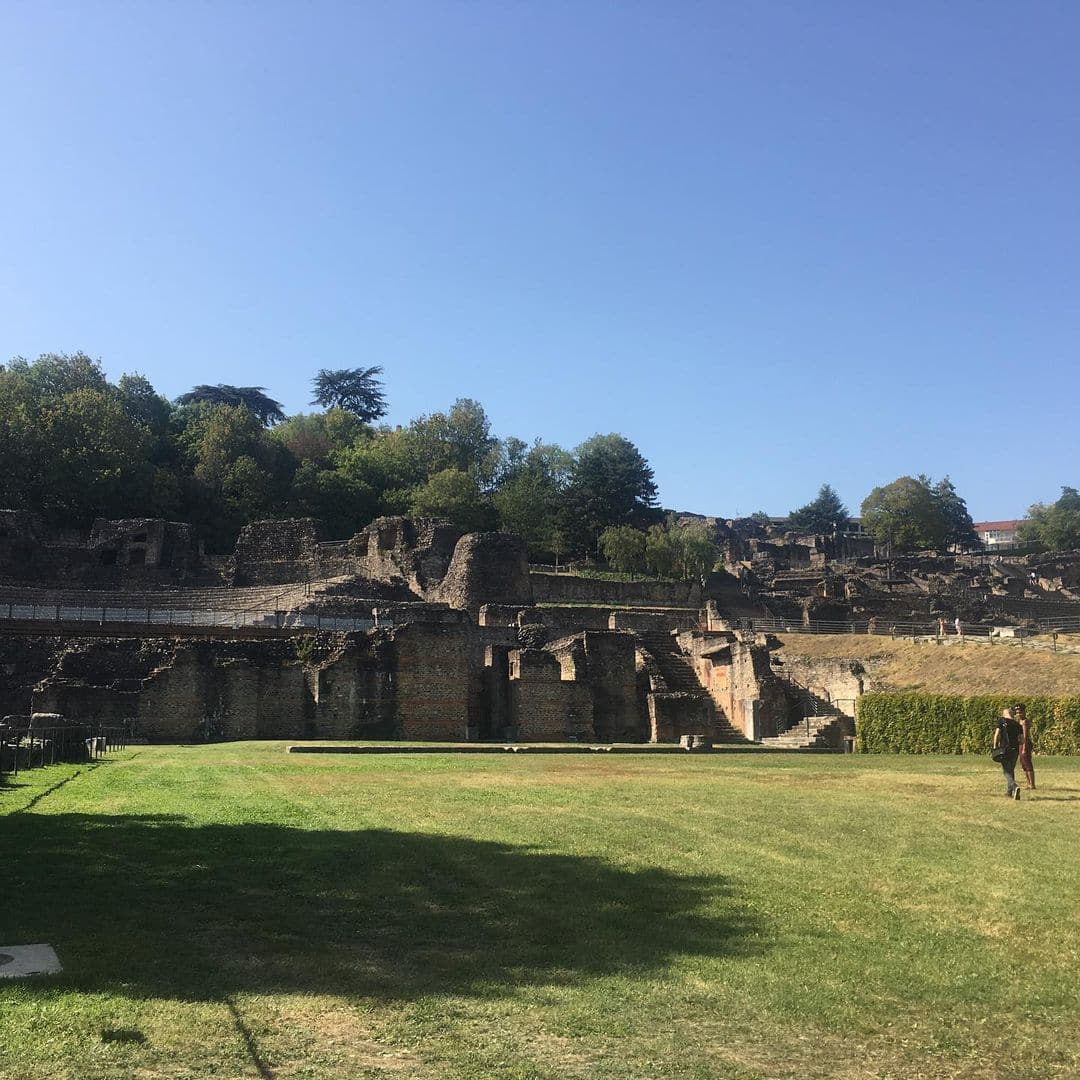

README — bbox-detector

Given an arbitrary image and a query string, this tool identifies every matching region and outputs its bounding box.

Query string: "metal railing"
[732,614,1080,638]
[0,602,386,634]
[0,721,128,780]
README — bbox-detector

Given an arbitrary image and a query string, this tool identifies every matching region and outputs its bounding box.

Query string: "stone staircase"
[759,714,846,750]
[634,630,750,744]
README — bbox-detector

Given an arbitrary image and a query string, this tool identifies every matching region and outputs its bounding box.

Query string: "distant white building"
[972,520,1026,547]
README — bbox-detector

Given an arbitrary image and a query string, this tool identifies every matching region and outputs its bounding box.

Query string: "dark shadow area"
[0,813,764,1003]
[100,1029,147,1044]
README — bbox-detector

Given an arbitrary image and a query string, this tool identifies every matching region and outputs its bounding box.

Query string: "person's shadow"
[0,812,764,1003]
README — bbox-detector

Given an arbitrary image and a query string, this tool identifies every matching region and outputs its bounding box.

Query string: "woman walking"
[1014,702,1036,790]
[992,707,1022,800]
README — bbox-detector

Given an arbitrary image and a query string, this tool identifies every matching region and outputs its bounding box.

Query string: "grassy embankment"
[775,633,1080,697]
[2,744,1079,1079]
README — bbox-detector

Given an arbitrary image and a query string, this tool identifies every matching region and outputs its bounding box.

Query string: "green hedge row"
[856,693,1080,755]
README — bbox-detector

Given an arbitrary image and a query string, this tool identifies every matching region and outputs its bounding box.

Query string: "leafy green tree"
[117,374,173,461]
[288,461,378,538]
[40,388,152,521]
[1019,487,1080,551]
[8,352,110,398]
[189,405,267,490]
[599,525,647,576]
[336,426,425,505]
[788,484,849,534]
[644,523,677,577]
[408,398,500,484]
[560,434,659,554]
[491,440,572,558]
[925,475,979,550]
[310,366,387,422]
[272,409,365,463]
[670,519,718,583]
[0,364,45,509]
[860,476,950,553]
[221,455,275,521]
[409,469,493,532]
[176,385,285,426]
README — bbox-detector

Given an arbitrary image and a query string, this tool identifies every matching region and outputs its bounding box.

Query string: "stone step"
[760,715,844,749]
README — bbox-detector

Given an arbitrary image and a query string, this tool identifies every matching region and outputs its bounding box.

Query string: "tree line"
[790,479,1080,554]
[2,352,1075,563]
[0,353,659,556]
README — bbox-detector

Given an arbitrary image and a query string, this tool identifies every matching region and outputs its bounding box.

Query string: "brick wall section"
[33,682,143,728]
[508,649,593,740]
[135,645,214,740]
[90,518,196,574]
[582,631,642,741]
[392,620,475,739]
[535,606,613,632]
[313,634,398,739]
[770,653,865,718]
[0,637,65,716]
[4,617,639,744]
[0,514,197,585]
[647,693,712,743]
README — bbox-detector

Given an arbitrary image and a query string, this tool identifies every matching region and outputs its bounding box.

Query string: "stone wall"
[351,517,460,596]
[0,512,198,586]
[534,605,614,632]
[230,519,320,585]
[608,609,701,632]
[90,518,195,576]
[678,629,787,740]
[508,649,593,740]
[769,652,866,718]
[529,572,701,608]
[437,532,532,614]
[581,631,642,741]
[2,613,648,744]
[0,636,63,716]
[310,634,397,739]
[647,693,713,743]
[392,618,477,739]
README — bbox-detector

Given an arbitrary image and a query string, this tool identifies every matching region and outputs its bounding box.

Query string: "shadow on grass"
[0,813,764,1002]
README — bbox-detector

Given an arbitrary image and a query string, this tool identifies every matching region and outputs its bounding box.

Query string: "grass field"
[2,744,1079,1080]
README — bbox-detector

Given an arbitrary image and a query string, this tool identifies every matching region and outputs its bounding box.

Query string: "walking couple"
[992,703,1036,800]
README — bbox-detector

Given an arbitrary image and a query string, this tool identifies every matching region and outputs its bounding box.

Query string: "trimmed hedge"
[856,693,1080,755]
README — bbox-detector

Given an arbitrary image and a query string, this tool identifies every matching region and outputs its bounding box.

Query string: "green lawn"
[2,745,1078,1080]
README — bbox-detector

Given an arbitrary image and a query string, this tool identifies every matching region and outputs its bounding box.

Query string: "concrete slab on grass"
[0,944,62,978]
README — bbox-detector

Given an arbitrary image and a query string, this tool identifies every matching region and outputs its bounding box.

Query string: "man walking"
[992,707,1023,800]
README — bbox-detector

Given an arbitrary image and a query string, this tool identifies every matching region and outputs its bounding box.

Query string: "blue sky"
[2,1,1077,521]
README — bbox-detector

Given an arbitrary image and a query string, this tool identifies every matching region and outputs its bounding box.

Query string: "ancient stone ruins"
[2,508,1079,748]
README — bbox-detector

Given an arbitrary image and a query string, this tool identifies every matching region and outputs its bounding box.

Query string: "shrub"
[856,693,1080,754]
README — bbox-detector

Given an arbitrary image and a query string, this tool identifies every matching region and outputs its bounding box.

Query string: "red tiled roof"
[972,520,1026,532]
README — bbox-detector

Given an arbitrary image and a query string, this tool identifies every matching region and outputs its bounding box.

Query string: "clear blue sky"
[2,1,1077,521]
